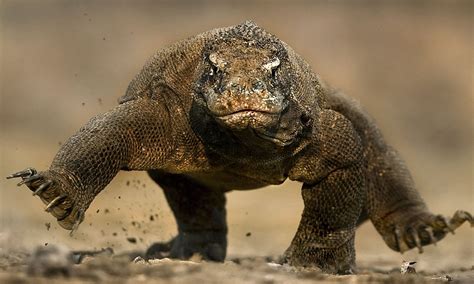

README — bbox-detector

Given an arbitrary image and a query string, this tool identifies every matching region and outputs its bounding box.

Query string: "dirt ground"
[0,0,472,283]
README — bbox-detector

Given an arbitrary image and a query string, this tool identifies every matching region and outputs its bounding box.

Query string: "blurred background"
[0,0,472,272]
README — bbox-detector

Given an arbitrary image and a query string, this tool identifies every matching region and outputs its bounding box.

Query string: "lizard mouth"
[253,129,298,147]
[215,109,279,118]
[213,109,279,130]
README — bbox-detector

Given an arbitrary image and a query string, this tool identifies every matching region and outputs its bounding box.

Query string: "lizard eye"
[271,66,278,79]
[209,64,218,76]
[263,57,280,79]
[209,53,224,77]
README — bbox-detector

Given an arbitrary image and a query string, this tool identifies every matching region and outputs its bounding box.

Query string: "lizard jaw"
[214,110,280,131]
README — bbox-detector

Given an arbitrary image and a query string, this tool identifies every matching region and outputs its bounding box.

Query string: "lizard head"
[194,23,312,148]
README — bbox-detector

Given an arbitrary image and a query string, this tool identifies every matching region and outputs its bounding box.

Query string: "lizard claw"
[7,167,88,232]
[394,227,409,253]
[16,174,42,186]
[435,215,455,234]
[70,209,85,236]
[6,168,37,179]
[408,227,423,253]
[449,210,473,228]
[424,227,437,246]
[45,194,68,212]
[33,180,52,196]
[384,209,472,254]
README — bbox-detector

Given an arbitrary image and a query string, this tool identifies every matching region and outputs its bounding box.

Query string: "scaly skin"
[7,21,472,274]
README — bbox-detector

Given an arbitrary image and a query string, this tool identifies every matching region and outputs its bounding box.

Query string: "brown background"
[0,0,472,273]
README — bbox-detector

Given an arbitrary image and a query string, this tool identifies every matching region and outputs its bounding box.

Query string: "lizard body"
[7,21,472,274]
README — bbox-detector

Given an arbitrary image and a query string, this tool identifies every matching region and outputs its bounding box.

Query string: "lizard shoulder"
[289,109,363,184]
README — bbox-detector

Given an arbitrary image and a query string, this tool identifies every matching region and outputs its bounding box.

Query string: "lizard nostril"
[300,113,312,127]
[252,81,265,92]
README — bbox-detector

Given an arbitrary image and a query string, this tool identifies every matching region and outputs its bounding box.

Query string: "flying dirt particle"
[149,215,154,221]
[127,237,137,244]
[112,232,117,236]
[98,98,103,105]
[104,208,110,214]
[58,141,62,146]
[103,37,106,41]
[45,222,51,231]
[96,209,100,213]
[89,223,92,226]
[246,232,252,237]
[118,196,121,199]
[117,208,121,211]
[44,243,48,246]
[122,227,127,232]
[81,102,85,106]
[126,181,130,186]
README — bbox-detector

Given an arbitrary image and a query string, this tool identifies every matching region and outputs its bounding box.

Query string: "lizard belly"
[186,165,288,191]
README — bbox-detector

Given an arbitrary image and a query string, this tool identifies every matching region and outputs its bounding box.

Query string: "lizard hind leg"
[146,170,228,261]
[366,148,473,253]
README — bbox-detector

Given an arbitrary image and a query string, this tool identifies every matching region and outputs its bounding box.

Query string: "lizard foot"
[146,231,226,262]
[7,168,85,234]
[145,238,174,259]
[380,210,472,253]
[282,238,356,275]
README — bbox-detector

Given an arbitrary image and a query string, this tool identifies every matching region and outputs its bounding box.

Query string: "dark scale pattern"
[8,21,472,274]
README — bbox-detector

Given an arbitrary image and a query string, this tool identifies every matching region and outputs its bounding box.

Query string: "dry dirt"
[0,1,472,283]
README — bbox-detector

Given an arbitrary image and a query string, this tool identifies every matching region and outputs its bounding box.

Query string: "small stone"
[400,260,416,274]
[133,256,146,264]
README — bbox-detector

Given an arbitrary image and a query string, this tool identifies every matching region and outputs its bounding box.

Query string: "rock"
[27,244,73,277]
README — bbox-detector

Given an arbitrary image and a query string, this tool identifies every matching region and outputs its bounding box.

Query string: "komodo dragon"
[7,21,472,274]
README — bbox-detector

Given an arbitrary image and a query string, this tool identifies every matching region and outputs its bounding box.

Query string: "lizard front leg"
[284,164,365,274]
[7,97,181,232]
[285,109,365,274]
